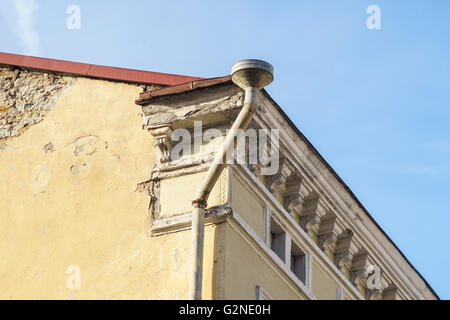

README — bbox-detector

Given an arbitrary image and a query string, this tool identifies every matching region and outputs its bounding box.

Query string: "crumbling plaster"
[0,67,76,141]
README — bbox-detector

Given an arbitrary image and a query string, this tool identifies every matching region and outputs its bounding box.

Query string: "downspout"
[188,60,274,300]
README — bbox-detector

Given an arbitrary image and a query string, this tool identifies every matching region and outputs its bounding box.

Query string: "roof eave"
[0,52,202,86]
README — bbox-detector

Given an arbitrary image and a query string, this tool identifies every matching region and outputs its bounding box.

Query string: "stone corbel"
[334,229,354,270]
[351,269,368,290]
[350,249,369,288]
[334,251,353,271]
[299,196,321,234]
[366,288,383,300]
[318,212,337,252]
[148,124,173,164]
[282,173,302,215]
[266,170,286,193]
[382,284,398,300]
[318,232,337,252]
[248,133,270,175]
[266,158,290,193]
[299,214,321,235]
[283,193,303,214]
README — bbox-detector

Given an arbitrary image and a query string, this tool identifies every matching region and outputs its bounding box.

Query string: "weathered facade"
[0,53,437,300]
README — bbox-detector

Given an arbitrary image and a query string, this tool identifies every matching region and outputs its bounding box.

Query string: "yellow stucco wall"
[311,260,339,300]
[231,173,265,240]
[219,223,306,300]
[0,77,217,299]
[160,170,228,218]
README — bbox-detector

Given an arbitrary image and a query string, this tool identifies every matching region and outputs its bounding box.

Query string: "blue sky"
[1,0,449,299]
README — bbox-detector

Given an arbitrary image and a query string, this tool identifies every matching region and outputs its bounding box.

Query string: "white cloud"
[12,0,41,56]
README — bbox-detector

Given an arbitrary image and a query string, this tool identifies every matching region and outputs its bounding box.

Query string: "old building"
[0,52,437,300]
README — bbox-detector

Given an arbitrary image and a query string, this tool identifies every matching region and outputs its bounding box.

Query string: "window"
[265,208,312,291]
[336,287,345,300]
[270,217,286,262]
[290,240,307,284]
[256,285,273,300]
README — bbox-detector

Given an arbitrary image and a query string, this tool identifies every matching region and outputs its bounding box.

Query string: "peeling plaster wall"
[0,67,75,140]
[0,74,217,299]
[142,84,244,129]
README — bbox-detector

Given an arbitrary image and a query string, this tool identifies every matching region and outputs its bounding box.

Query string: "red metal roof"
[0,52,202,86]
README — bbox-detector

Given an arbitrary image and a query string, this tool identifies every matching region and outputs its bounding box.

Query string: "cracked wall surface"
[0,67,75,140]
[142,83,243,129]
[0,73,219,299]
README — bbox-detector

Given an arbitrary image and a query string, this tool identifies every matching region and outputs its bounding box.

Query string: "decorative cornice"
[234,164,365,300]
[151,206,231,236]
[252,94,436,299]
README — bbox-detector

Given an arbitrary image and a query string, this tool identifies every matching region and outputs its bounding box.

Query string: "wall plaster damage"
[0,67,76,142]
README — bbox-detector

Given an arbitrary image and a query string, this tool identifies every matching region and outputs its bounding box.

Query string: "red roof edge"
[0,52,203,86]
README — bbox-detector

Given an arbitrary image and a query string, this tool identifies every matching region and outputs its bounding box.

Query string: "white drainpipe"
[188,59,274,300]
